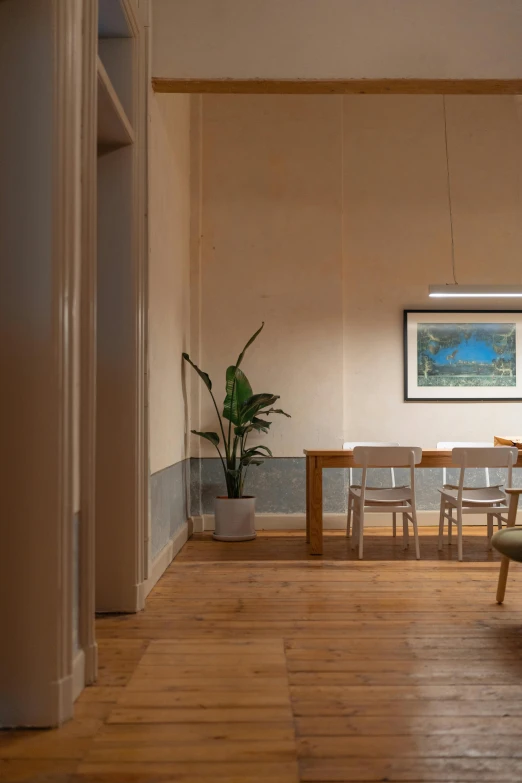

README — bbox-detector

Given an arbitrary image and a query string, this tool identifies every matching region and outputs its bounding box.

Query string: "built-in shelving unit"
[97,0,134,156]
[94,0,148,615]
[97,55,134,154]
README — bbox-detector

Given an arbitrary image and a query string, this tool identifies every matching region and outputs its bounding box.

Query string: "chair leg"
[402,513,409,550]
[438,501,445,551]
[457,507,463,562]
[346,496,352,538]
[411,507,420,560]
[496,513,502,531]
[487,514,493,550]
[448,509,453,546]
[496,556,511,604]
[392,512,397,538]
[358,507,365,560]
[351,508,358,551]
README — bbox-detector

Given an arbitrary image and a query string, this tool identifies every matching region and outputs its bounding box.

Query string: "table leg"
[496,492,518,604]
[306,456,311,543]
[310,457,323,556]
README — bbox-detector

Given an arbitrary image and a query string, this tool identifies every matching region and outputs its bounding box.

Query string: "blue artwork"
[417,322,516,387]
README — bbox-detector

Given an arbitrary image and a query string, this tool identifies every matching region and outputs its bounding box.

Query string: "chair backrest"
[452,447,517,497]
[344,442,400,487]
[437,441,492,486]
[343,442,400,449]
[437,441,491,450]
[451,447,518,469]
[353,446,422,468]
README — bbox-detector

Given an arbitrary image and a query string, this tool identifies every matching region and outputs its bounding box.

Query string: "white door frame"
[0,0,81,726]
[79,0,99,685]
[79,0,149,685]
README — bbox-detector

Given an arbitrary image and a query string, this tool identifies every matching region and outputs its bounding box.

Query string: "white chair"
[344,441,401,540]
[437,441,493,488]
[438,447,518,561]
[351,446,423,560]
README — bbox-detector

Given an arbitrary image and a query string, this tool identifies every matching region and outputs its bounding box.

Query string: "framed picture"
[404,310,522,401]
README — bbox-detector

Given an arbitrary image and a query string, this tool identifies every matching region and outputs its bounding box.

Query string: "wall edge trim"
[199,511,492,530]
[151,456,189,478]
[144,520,190,598]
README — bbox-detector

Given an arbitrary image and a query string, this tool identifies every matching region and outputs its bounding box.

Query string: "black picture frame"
[404,309,522,402]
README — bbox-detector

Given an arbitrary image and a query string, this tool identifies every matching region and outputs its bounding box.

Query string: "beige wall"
[192,95,344,457]
[152,0,522,81]
[149,92,191,473]
[192,94,522,455]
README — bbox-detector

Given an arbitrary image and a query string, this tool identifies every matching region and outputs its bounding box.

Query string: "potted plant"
[183,323,290,541]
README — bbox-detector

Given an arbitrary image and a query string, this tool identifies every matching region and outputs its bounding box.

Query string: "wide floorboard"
[2,528,522,782]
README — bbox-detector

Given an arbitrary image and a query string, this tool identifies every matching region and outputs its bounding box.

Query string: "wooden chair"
[492,488,522,603]
[351,446,423,560]
[437,447,518,562]
[437,441,492,489]
[343,441,400,540]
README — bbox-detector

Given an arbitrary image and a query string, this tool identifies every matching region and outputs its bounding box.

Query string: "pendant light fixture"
[429,96,522,299]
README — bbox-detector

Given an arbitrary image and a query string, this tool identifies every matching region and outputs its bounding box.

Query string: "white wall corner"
[72,649,85,702]
[190,515,205,533]
[83,642,99,687]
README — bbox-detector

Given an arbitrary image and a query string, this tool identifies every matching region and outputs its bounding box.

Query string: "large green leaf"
[239,393,279,424]
[234,417,272,437]
[257,407,291,418]
[235,323,264,370]
[252,416,271,429]
[223,366,252,424]
[191,430,220,448]
[242,445,273,459]
[241,456,265,467]
[183,353,212,391]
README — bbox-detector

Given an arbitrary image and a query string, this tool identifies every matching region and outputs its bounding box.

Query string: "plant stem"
[240,431,249,496]
[208,388,230,463]
[226,374,237,471]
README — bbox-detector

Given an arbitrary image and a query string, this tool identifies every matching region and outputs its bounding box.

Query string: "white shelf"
[98,0,132,38]
[97,55,134,154]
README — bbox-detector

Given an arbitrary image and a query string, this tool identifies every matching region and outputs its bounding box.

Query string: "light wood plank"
[6,529,521,781]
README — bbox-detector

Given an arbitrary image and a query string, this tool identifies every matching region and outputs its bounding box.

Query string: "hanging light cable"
[442,95,458,286]
[429,96,522,298]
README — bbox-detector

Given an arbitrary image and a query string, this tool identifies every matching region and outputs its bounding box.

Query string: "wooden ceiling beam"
[152,78,522,95]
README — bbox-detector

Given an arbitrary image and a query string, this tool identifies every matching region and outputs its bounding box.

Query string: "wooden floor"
[2,528,522,782]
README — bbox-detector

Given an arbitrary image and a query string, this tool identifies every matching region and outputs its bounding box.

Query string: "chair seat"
[439,487,507,506]
[442,483,504,491]
[349,484,408,492]
[492,527,522,562]
[350,486,412,504]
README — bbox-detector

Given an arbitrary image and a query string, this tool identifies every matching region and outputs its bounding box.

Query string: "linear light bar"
[429,285,522,298]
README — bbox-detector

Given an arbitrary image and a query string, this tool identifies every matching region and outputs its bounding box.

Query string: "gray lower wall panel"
[190,457,522,516]
[150,460,189,559]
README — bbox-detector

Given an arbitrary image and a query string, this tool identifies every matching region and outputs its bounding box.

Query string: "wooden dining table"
[304,448,522,555]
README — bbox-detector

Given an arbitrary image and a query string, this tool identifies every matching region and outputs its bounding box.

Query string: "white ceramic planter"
[213,496,256,542]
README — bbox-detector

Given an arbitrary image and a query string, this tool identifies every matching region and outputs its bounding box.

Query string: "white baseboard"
[83,642,98,686]
[190,515,205,533]
[195,511,490,531]
[72,649,85,702]
[143,521,190,598]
